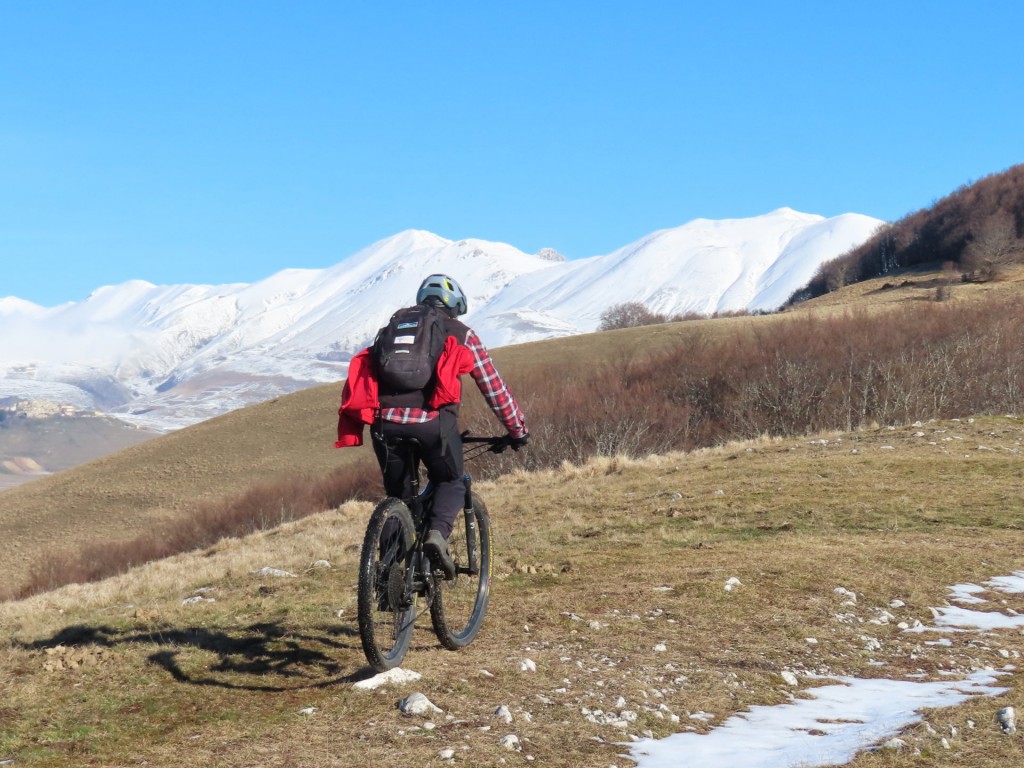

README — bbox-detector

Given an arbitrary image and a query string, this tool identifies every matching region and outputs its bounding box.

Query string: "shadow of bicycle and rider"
[15,619,407,692]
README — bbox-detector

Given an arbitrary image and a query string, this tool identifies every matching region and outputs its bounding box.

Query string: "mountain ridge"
[1,209,882,430]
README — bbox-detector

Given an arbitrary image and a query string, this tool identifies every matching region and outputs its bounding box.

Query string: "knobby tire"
[357,498,417,672]
[430,493,492,650]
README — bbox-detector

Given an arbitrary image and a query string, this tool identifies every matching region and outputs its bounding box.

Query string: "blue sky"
[2,1,1022,306]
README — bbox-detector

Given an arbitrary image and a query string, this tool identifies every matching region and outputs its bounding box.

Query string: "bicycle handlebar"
[461,433,514,454]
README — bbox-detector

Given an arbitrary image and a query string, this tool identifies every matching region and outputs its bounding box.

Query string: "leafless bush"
[964,212,1024,280]
[599,302,666,330]
[504,296,1024,470]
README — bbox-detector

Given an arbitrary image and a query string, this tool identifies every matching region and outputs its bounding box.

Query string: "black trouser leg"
[371,411,464,539]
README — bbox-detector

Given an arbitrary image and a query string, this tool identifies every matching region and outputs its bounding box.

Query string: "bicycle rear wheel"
[357,498,417,671]
[430,493,492,649]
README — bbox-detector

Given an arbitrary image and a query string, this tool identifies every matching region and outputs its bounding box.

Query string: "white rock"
[997,705,1017,734]
[181,596,213,606]
[251,567,297,578]
[299,707,316,716]
[780,671,799,686]
[724,577,742,591]
[438,748,456,760]
[860,635,882,652]
[520,659,537,673]
[653,643,667,653]
[353,668,422,690]
[882,737,908,750]
[500,734,522,751]
[834,587,857,603]
[494,705,513,724]
[399,692,443,717]
[311,559,332,570]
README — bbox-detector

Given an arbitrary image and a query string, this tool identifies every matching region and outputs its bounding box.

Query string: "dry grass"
[3,415,1024,766]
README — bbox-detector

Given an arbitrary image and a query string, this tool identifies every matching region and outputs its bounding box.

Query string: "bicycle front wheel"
[430,493,492,649]
[357,498,417,671]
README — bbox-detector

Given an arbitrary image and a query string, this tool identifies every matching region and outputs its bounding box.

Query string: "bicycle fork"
[461,473,479,577]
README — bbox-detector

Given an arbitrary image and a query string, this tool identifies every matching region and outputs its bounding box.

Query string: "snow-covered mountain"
[0,208,882,430]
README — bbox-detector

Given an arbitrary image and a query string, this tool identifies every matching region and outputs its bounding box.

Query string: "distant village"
[0,398,97,420]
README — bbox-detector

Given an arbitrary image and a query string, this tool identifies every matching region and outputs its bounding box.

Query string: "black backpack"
[372,304,448,395]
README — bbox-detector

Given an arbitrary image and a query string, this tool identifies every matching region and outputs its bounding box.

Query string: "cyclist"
[336,274,528,578]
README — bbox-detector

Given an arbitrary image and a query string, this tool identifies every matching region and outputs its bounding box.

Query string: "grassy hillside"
[0,313,754,587]
[2,262,1023,598]
[2,416,1023,766]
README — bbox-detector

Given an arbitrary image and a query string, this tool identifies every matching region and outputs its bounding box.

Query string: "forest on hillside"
[791,164,1024,303]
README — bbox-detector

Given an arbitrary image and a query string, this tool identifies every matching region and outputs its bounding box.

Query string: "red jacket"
[335,336,475,447]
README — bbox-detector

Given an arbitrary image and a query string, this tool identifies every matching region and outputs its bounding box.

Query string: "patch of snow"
[631,568,1024,768]
[352,667,422,690]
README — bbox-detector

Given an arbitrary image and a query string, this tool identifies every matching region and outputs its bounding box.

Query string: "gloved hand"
[510,432,529,451]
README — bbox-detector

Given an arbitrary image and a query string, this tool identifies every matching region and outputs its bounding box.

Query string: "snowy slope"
[470,209,881,347]
[0,210,882,429]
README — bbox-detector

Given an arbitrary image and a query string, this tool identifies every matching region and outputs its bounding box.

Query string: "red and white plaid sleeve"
[465,329,527,438]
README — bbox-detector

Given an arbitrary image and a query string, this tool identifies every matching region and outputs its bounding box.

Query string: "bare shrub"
[598,302,666,331]
[964,212,1024,280]
[500,295,1024,473]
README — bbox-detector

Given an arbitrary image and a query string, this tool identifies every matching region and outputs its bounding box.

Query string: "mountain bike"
[356,434,511,672]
